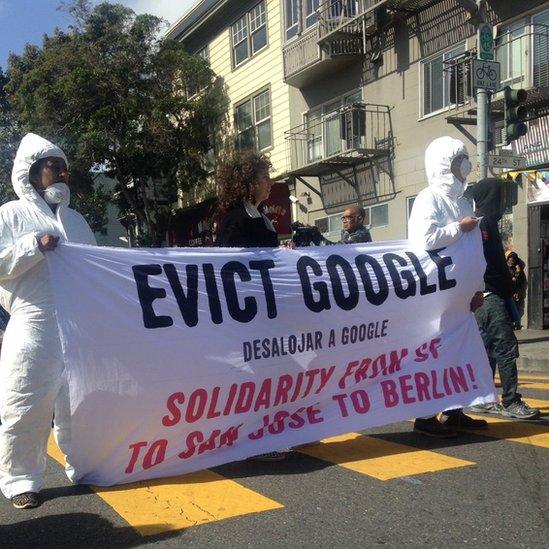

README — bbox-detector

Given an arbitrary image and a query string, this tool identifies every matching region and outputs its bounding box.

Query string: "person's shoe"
[247,451,288,462]
[441,410,488,429]
[413,417,457,438]
[11,492,39,509]
[469,402,503,415]
[501,400,540,420]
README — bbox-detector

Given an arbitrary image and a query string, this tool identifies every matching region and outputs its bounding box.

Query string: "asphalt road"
[1,375,548,548]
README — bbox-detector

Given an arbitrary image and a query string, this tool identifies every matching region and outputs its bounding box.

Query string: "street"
[1,373,547,548]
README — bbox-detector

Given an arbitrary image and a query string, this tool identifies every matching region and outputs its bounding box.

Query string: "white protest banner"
[47,232,496,486]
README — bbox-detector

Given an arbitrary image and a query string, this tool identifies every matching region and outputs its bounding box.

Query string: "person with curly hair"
[216,150,288,461]
[217,150,278,248]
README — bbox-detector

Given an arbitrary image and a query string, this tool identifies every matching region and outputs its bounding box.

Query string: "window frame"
[314,201,390,241]
[234,87,273,152]
[231,1,268,69]
[302,88,363,161]
[420,43,466,118]
[284,0,300,41]
[305,0,320,29]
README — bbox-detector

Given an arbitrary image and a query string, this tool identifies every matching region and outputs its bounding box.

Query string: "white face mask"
[458,157,472,181]
[43,182,69,205]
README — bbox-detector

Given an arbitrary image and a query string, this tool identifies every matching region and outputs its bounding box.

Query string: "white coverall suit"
[408,135,474,250]
[0,133,96,498]
[407,135,478,423]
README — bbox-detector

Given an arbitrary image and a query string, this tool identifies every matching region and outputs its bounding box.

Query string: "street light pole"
[477,87,489,179]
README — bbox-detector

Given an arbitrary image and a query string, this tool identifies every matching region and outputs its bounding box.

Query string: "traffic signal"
[504,86,528,144]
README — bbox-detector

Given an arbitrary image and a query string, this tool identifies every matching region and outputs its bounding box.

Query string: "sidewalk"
[516,329,549,373]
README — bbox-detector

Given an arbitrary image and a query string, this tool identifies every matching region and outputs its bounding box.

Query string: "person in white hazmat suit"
[407,135,487,438]
[0,133,96,509]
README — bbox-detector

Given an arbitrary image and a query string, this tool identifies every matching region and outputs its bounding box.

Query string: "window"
[371,203,389,228]
[314,213,345,242]
[285,0,299,40]
[306,0,320,27]
[232,2,267,67]
[314,202,388,242]
[405,195,416,237]
[496,20,526,87]
[422,44,465,116]
[235,89,272,151]
[304,89,363,161]
[533,10,549,87]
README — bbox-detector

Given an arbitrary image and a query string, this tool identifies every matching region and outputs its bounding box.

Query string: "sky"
[0,0,197,70]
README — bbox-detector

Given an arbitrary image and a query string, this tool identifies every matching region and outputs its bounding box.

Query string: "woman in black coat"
[216,151,287,461]
[217,151,278,248]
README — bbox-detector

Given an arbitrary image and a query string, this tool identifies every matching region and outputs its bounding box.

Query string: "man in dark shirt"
[341,205,372,243]
[470,179,539,419]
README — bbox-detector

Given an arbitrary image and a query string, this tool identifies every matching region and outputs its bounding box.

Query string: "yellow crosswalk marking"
[519,381,549,391]
[468,398,549,449]
[515,373,549,381]
[298,433,475,480]
[47,436,283,536]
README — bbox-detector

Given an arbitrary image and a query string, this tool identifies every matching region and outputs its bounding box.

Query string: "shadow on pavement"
[214,449,332,480]
[0,512,181,548]
[39,483,93,502]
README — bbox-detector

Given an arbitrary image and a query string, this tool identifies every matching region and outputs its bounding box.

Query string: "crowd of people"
[0,133,540,510]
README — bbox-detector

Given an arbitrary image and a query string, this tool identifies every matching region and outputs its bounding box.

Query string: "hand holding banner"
[48,232,495,486]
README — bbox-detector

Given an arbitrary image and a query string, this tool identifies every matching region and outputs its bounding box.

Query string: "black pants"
[474,293,521,407]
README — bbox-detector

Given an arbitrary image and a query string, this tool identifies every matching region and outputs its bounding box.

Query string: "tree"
[6,1,230,245]
[0,68,21,206]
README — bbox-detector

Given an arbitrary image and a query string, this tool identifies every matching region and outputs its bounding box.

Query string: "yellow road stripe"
[298,433,474,480]
[501,373,549,382]
[468,398,549,449]
[518,381,549,391]
[47,436,283,536]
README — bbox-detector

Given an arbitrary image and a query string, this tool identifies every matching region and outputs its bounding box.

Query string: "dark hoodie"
[470,178,514,297]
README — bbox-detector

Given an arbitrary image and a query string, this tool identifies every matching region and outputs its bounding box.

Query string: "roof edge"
[164,0,230,42]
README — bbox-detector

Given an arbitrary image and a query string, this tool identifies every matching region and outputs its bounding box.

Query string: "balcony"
[283,27,362,87]
[317,0,435,47]
[492,23,549,114]
[285,103,392,176]
[446,24,549,124]
[283,29,322,87]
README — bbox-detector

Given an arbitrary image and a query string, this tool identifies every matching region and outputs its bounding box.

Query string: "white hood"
[424,136,468,201]
[11,133,70,217]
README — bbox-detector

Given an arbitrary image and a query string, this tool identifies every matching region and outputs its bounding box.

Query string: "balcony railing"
[317,0,435,45]
[444,24,549,119]
[285,103,392,175]
[495,23,549,90]
[283,29,322,83]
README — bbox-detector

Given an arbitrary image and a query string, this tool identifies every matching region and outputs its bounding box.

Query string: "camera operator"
[290,222,330,247]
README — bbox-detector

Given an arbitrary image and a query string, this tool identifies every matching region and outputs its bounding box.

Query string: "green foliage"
[5,1,229,245]
[0,68,20,205]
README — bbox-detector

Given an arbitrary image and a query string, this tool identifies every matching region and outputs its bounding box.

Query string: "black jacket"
[471,179,514,298]
[218,204,278,248]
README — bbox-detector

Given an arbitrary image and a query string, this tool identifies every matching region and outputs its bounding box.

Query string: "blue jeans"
[474,293,521,407]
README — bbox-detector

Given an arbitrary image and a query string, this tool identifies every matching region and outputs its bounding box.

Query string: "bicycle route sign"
[478,23,494,60]
[472,59,500,92]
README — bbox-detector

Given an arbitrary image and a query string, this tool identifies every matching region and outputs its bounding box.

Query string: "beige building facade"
[169,0,549,327]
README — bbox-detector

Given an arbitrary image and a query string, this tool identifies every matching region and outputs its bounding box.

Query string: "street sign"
[478,23,494,60]
[487,153,526,169]
[472,59,500,91]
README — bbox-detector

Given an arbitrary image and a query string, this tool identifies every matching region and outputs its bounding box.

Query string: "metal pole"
[477,87,489,180]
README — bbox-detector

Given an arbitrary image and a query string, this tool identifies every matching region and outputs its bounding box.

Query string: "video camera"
[291,221,331,247]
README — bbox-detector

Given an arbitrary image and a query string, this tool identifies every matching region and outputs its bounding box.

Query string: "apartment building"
[169,0,549,327]
[166,0,294,241]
